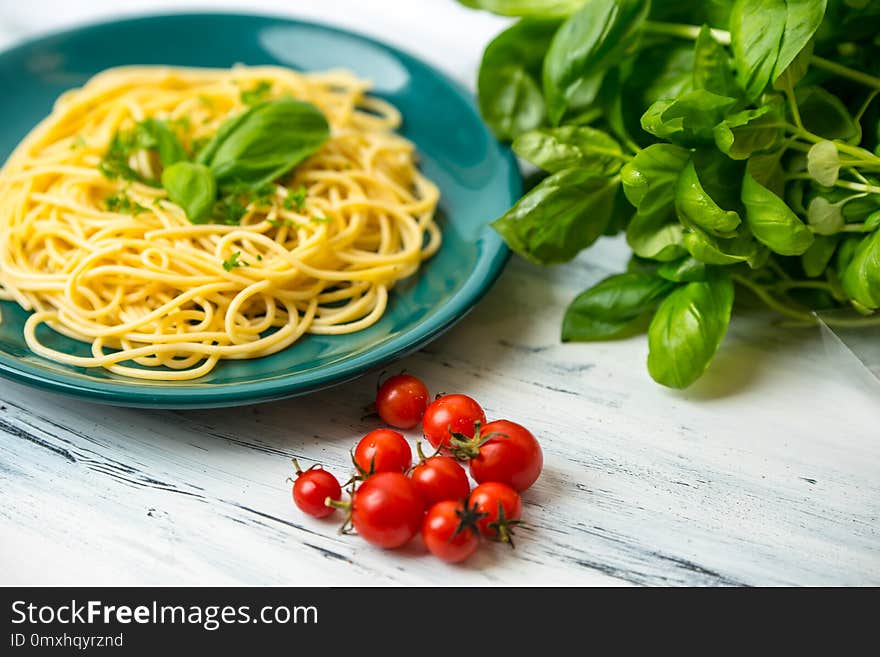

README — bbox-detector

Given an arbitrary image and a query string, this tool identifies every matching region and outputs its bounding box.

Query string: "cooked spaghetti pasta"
[0,66,440,380]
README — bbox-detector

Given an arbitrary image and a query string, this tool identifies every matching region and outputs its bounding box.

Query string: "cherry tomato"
[470,482,522,545]
[290,459,342,518]
[422,394,486,451]
[410,451,470,508]
[422,499,482,563]
[351,472,424,549]
[353,428,412,476]
[376,374,430,429]
[469,420,543,492]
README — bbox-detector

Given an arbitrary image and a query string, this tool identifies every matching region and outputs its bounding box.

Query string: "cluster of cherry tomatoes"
[288,374,543,563]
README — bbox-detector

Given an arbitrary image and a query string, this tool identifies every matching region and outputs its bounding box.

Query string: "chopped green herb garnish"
[70,135,85,150]
[283,186,308,211]
[213,195,249,225]
[98,130,144,183]
[105,191,149,214]
[170,116,192,133]
[222,252,245,271]
[268,217,296,228]
[256,254,263,262]
[98,118,186,186]
[311,216,333,223]
[240,80,272,105]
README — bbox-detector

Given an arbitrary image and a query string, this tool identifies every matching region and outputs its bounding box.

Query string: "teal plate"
[0,13,517,408]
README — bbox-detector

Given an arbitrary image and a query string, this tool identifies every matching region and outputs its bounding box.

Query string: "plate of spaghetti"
[0,14,517,407]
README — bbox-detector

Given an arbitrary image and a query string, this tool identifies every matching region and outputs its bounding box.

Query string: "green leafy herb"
[742,171,814,255]
[542,0,650,124]
[647,272,735,389]
[641,90,737,146]
[105,191,148,214]
[477,18,561,140]
[240,80,272,105]
[492,168,618,265]
[841,229,880,308]
[311,216,333,223]
[161,162,217,224]
[562,272,674,341]
[512,125,626,174]
[675,160,742,236]
[714,102,786,160]
[462,0,880,387]
[284,186,308,210]
[213,196,249,225]
[222,252,246,271]
[198,98,329,191]
[134,118,188,167]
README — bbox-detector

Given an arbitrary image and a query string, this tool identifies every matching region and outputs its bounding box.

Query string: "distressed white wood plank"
[1,0,879,587]
[2,246,878,586]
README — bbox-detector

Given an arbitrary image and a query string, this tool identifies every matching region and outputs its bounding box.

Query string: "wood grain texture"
[1,0,879,587]
[2,240,878,586]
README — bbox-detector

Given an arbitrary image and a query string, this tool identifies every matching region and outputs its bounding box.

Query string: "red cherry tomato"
[353,428,412,476]
[422,500,482,563]
[290,459,342,518]
[469,420,543,492]
[376,374,430,429]
[351,472,424,549]
[470,482,522,545]
[422,394,486,450]
[410,452,470,508]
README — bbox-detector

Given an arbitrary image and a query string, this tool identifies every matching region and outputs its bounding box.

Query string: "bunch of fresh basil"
[102,99,329,223]
[462,0,880,388]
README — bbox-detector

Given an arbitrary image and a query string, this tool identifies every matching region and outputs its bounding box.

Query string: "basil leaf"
[692,25,736,97]
[772,39,814,91]
[806,196,845,235]
[675,159,741,236]
[458,0,585,16]
[730,0,787,99]
[198,99,329,190]
[621,144,691,261]
[806,140,840,186]
[835,235,861,278]
[543,0,650,125]
[161,162,217,224]
[647,272,735,388]
[562,272,674,341]
[491,168,617,265]
[841,230,880,308]
[683,226,764,266]
[627,211,686,262]
[865,209,880,232]
[477,18,561,141]
[730,0,827,100]
[640,90,737,146]
[512,126,625,174]
[714,100,787,160]
[801,235,838,277]
[632,44,696,106]
[620,144,690,212]
[741,171,814,255]
[657,256,708,282]
[745,146,787,197]
[797,86,859,141]
[137,118,188,167]
[771,0,827,83]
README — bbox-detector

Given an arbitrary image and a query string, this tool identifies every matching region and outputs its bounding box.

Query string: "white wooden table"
[1,0,878,587]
